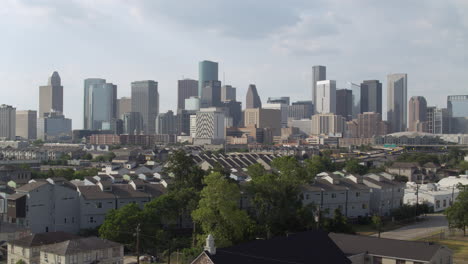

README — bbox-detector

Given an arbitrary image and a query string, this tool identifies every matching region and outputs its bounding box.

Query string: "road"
[378,214,448,240]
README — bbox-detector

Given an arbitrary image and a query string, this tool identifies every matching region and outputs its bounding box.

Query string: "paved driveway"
[378,214,448,240]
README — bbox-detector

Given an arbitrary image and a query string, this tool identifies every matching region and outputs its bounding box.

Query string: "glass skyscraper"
[387,73,408,133]
[198,60,219,97]
[448,95,468,133]
[83,78,117,130]
[131,80,159,134]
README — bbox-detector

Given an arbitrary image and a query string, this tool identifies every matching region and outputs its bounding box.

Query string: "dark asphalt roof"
[9,232,80,247]
[41,237,121,255]
[16,181,49,192]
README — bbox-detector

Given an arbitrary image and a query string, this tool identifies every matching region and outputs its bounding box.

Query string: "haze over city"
[1,0,467,129]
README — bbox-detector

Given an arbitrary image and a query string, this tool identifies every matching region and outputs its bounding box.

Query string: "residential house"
[363,172,405,216]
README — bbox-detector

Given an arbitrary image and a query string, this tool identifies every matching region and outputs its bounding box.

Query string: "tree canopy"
[446,189,468,236]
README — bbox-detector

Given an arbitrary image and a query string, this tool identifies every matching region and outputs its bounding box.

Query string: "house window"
[396,260,406,264]
[90,217,94,223]
[362,204,367,209]
[372,256,382,264]
[96,202,102,208]
[331,193,337,198]
[436,200,440,208]
[356,192,360,197]
[443,200,447,207]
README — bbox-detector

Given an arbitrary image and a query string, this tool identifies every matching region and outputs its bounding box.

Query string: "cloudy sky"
[1,0,467,129]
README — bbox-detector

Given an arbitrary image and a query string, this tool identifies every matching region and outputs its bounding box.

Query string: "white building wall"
[315,80,336,114]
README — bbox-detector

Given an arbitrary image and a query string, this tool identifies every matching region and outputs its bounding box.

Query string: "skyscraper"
[244,108,281,136]
[39,71,63,118]
[37,111,72,141]
[448,95,468,133]
[156,110,177,135]
[336,89,353,121]
[221,85,236,102]
[201,80,222,108]
[408,96,427,132]
[349,82,361,119]
[387,74,408,132]
[83,78,117,130]
[312,65,326,113]
[178,79,198,110]
[198,60,218,97]
[117,97,132,119]
[122,112,143,135]
[311,113,345,136]
[0,105,16,140]
[195,108,225,144]
[16,110,37,140]
[315,80,336,114]
[360,80,382,115]
[426,107,450,134]
[246,84,262,109]
[131,80,159,134]
[288,101,313,120]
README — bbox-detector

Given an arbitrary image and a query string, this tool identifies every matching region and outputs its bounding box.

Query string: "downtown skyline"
[1,0,467,129]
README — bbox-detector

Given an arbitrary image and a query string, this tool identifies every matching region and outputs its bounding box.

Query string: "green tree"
[458,161,468,174]
[247,163,266,179]
[344,159,368,175]
[323,208,354,234]
[305,155,334,179]
[371,215,382,238]
[82,153,93,160]
[163,150,206,191]
[192,172,253,247]
[445,190,468,236]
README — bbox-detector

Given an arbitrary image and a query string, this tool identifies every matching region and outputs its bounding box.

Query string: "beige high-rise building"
[39,71,63,118]
[0,105,16,140]
[356,112,388,138]
[244,108,281,136]
[117,97,132,119]
[311,114,345,135]
[408,96,427,132]
[16,110,37,140]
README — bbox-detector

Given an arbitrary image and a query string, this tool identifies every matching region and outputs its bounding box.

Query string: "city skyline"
[1,1,467,129]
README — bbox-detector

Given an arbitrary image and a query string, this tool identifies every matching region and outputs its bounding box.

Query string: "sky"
[1,0,467,129]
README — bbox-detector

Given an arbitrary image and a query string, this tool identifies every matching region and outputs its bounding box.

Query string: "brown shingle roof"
[16,181,49,192]
[78,186,115,200]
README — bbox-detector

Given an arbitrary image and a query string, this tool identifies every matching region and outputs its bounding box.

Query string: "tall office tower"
[221,85,236,102]
[356,112,388,138]
[0,105,16,140]
[408,96,428,132]
[39,71,63,118]
[195,108,225,144]
[189,115,197,138]
[288,101,313,120]
[156,110,177,135]
[201,80,222,108]
[263,102,289,128]
[176,109,194,136]
[222,101,243,127]
[185,97,201,111]
[312,65,326,113]
[360,80,382,115]
[131,80,159,134]
[246,84,262,109]
[178,79,198,110]
[198,60,218,97]
[268,97,290,105]
[122,112,143,135]
[244,108,282,136]
[336,89,353,121]
[16,110,37,140]
[349,82,361,119]
[102,118,124,135]
[426,107,450,134]
[311,113,345,135]
[37,112,72,141]
[448,95,468,133]
[117,97,132,119]
[387,73,408,132]
[315,80,336,114]
[83,78,117,130]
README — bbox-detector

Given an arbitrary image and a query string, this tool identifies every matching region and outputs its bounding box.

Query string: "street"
[378,214,449,240]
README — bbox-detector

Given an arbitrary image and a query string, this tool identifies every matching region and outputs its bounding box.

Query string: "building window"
[372,256,382,264]
[90,216,94,223]
[356,192,360,197]
[436,200,440,208]
[443,200,447,207]
[96,202,102,208]
[396,260,406,264]
[331,193,337,198]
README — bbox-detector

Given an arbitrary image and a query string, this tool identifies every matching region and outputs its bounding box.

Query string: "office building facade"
[117,97,132,119]
[0,105,16,140]
[312,65,326,113]
[315,80,336,114]
[336,89,353,121]
[37,112,72,141]
[244,108,281,136]
[311,114,345,136]
[195,108,225,143]
[83,78,117,130]
[39,71,63,118]
[198,61,218,97]
[408,96,427,132]
[426,107,450,134]
[201,80,222,108]
[246,84,262,109]
[156,110,177,135]
[221,85,236,102]
[448,95,468,133]
[360,80,382,115]
[16,110,37,140]
[131,80,159,134]
[122,112,143,135]
[288,101,313,120]
[387,74,408,132]
[178,79,198,110]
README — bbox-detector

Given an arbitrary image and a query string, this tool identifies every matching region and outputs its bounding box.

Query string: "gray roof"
[112,185,151,199]
[16,181,49,192]
[78,186,115,200]
[329,233,447,262]
[9,232,79,247]
[41,237,121,255]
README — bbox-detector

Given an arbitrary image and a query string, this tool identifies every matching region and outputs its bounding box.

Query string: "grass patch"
[351,221,407,235]
[438,239,468,264]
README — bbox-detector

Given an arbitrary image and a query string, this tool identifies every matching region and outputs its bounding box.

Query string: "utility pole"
[136,223,141,264]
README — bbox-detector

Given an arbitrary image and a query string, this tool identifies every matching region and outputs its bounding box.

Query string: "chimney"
[205,234,216,255]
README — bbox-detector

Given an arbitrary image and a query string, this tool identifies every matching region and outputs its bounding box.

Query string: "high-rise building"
[426,107,450,134]
[349,82,361,119]
[37,111,72,141]
[176,109,194,136]
[263,103,289,128]
[311,113,345,136]
[312,65,326,113]
[355,112,388,138]
[336,89,353,121]
[195,108,225,144]
[39,71,63,118]
[201,80,222,108]
[102,119,124,135]
[16,110,37,140]
[222,101,243,127]
[122,112,143,135]
[268,97,290,105]
[178,79,198,110]
[288,101,313,120]
[83,79,117,130]
[244,108,281,136]
[246,84,262,109]
[408,96,427,132]
[198,60,218,97]
[0,105,16,140]
[185,97,201,111]
[387,74,408,132]
[156,110,177,135]
[360,80,382,115]
[221,85,236,102]
[131,80,159,134]
[448,95,468,133]
[315,80,336,114]
[117,97,132,119]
